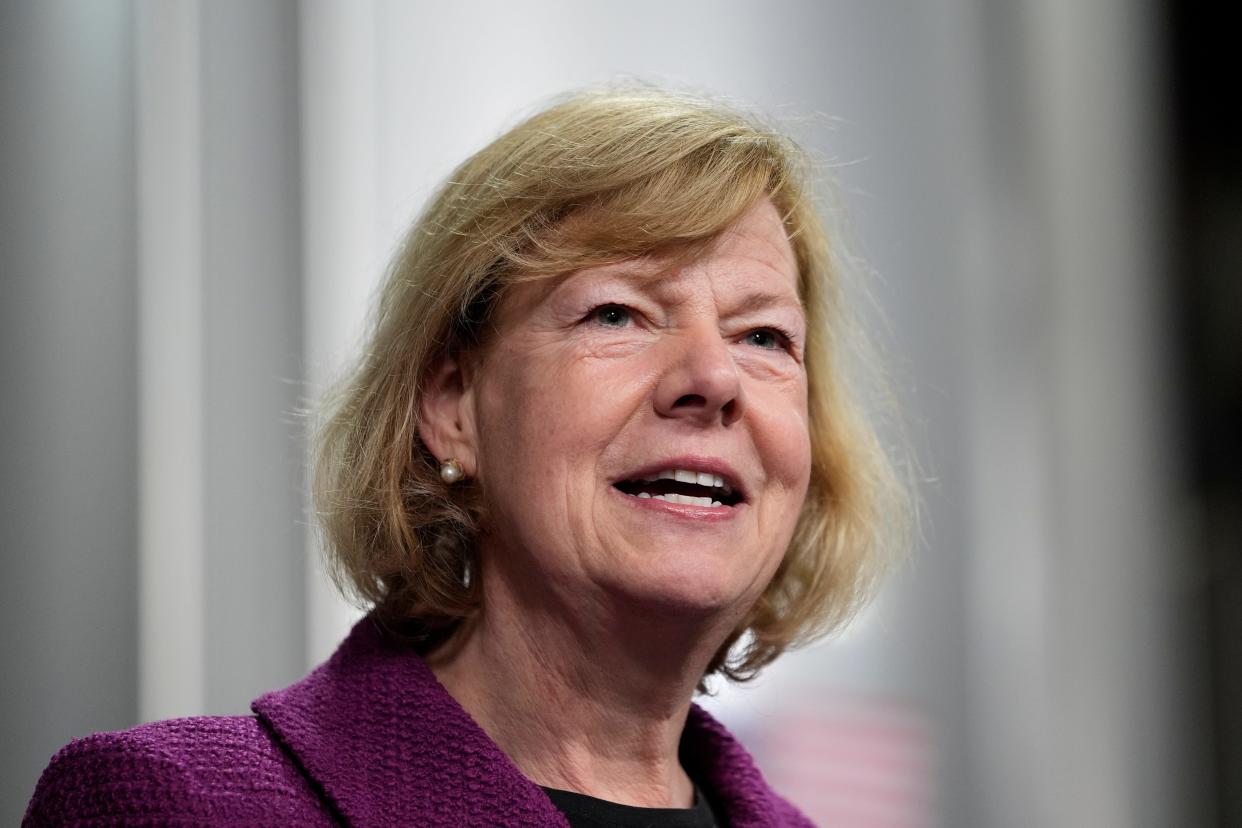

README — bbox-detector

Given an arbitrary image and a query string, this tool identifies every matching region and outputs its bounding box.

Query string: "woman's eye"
[745,328,785,350]
[590,304,632,328]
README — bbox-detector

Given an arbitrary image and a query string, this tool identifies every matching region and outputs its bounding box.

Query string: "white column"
[136,0,307,717]
[1025,1,1187,825]
[135,0,206,721]
[300,0,379,666]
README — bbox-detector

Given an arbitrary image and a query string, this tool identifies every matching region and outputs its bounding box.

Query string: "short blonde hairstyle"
[314,86,910,682]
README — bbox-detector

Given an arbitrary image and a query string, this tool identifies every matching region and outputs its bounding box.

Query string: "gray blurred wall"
[1,1,307,822]
[1,0,139,818]
[0,1,1206,826]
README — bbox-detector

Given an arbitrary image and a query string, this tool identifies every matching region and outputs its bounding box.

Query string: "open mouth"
[613,469,743,508]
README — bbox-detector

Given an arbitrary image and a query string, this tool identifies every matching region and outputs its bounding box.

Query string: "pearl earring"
[439,458,464,484]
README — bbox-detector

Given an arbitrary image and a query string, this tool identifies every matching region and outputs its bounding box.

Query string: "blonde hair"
[314,86,911,681]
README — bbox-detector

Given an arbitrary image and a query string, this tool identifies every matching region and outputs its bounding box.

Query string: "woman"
[25,87,907,827]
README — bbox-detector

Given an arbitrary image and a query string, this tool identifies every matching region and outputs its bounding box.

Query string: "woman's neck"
[428,570,733,809]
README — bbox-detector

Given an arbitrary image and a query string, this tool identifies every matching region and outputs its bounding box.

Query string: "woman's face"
[465,198,812,619]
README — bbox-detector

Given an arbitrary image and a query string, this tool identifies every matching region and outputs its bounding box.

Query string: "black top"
[542,786,719,828]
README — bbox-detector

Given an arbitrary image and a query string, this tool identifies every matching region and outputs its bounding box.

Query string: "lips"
[611,458,746,507]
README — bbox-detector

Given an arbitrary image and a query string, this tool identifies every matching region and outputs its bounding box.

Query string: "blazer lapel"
[251,615,569,827]
[681,704,808,827]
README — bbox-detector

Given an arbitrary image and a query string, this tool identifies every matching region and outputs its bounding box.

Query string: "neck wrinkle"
[429,559,735,809]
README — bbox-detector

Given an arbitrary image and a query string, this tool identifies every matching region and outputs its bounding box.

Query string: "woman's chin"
[595,563,762,622]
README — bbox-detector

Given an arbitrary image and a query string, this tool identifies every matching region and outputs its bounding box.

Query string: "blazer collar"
[253,614,795,827]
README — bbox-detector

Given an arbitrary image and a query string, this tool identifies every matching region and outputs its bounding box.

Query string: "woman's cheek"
[753,389,812,481]
[732,347,805,383]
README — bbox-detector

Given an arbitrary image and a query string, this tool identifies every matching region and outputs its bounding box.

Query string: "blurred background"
[1,1,1235,825]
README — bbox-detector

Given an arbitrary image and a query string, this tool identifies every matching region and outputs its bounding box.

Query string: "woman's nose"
[652,327,745,427]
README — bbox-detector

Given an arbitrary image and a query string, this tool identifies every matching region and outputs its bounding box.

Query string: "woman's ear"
[417,350,478,477]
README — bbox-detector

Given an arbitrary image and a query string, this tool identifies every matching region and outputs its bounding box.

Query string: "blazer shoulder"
[770,791,816,827]
[23,715,335,827]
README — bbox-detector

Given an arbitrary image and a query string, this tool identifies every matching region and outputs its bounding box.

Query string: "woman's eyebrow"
[556,268,805,324]
[549,264,669,301]
[721,289,806,322]
[733,288,803,311]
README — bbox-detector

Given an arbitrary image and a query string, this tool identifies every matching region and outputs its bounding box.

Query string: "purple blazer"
[24,615,812,826]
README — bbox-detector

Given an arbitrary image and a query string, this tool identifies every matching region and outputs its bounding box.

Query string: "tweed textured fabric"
[24,615,813,827]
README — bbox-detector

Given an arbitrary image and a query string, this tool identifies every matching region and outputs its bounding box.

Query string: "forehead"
[675,197,800,295]
[502,197,801,317]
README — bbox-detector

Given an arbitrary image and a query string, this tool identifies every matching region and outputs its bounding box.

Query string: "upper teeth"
[643,468,731,495]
